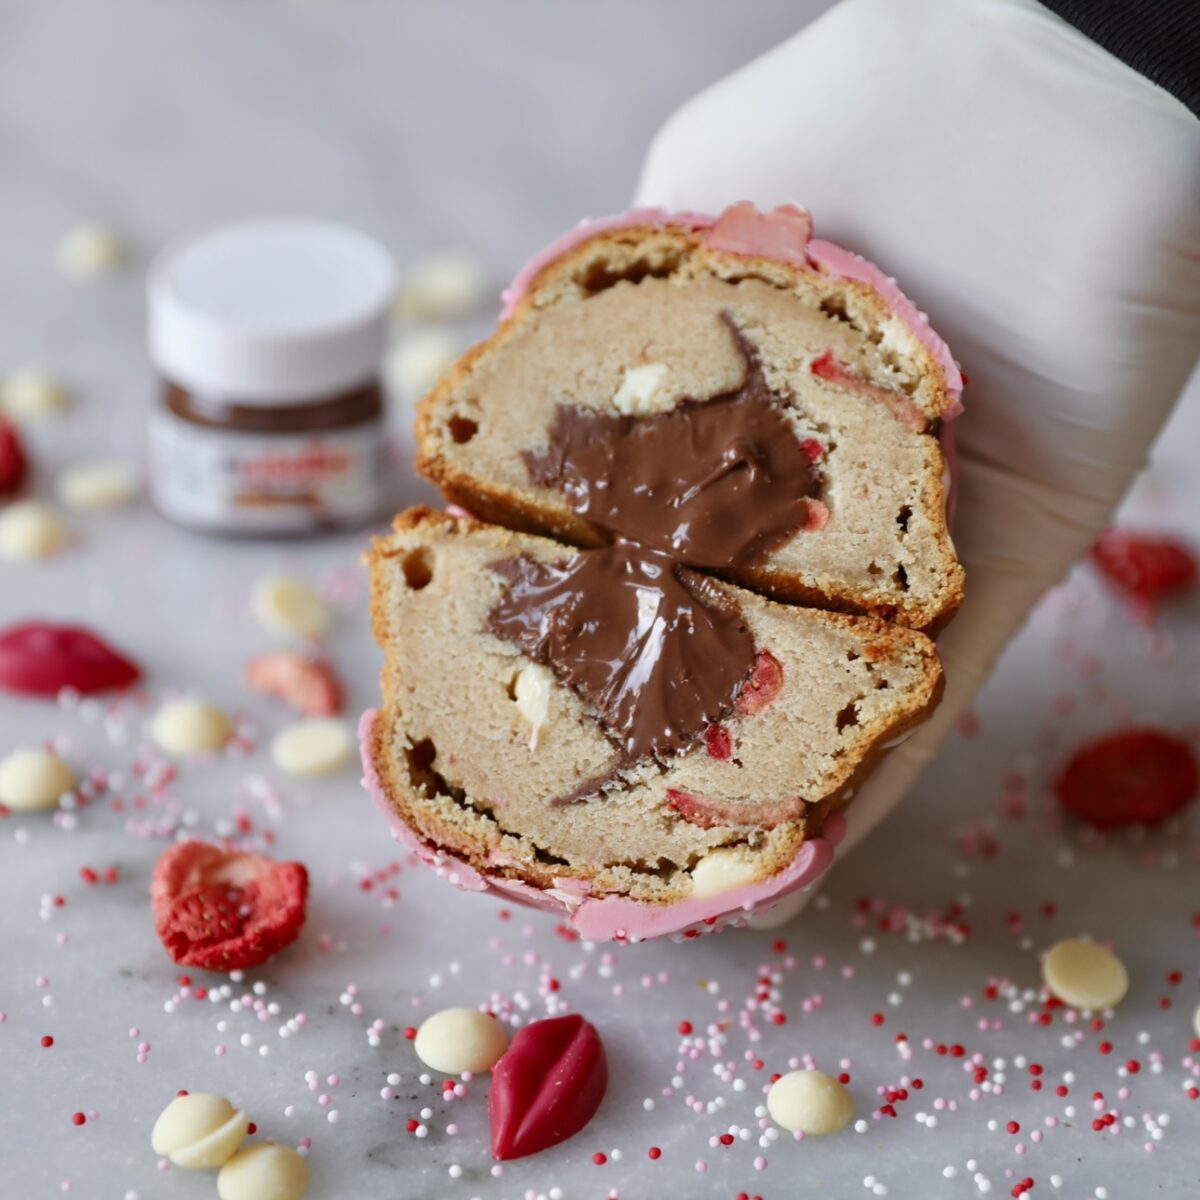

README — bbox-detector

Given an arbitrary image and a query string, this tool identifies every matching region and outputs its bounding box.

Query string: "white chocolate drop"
[395,249,489,321]
[151,699,234,756]
[217,1142,310,1200]
[0,366,70,422]
[1042,938,1129,1011]
[612,362,670,416]
[57,460,137,511]
[0,748,76,812]
[385,330,459,399]
[0,501,68,560]
[767,1069,854,1135]
[55,221,123,281]
[512,663,553,750]
[271,719,351,776]
[690,847,762,899]
[252,576,331,641]
[414,1007,508,1075]
[151,1092,248,1169]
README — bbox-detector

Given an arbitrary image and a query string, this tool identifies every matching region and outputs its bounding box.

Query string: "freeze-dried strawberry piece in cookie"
[737,650,783,715]
[1055,728,1198,830]
[0,621,141,697]
[1091,529,1197,609]
[0,420,27,496]
[704,725,733,761]
[667,787,806,831]
[151,842,308,971]
[811,350,927,433]
[245,651,343,716]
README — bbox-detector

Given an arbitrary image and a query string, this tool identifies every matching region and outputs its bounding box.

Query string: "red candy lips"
[489,1013,607,1161]
[1055,728,1198,830]
[151,842,309,972]
[0,621,142,697]
[0,420,28,496]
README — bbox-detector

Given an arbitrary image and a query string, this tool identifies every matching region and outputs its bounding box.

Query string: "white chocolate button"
[747,889,810,930]
[0,501,68,560]
[57,460,137,510]
[395,249,489,321]
[612,363,670,416]
[270,718,351,776]
[55,221,123,281]
[512,663,553,750]
[1042,938,1129,1011]
[151,699,234,756]
[767,1069,855,1135]
[252,575,331,641]
[690,847,762,899]
[0,748,75,812]
[217,1142,309,1200]
[151,1092,248,1169]
[0,366,71,422]
[384,330,459,399]
[414,1007,508,1075]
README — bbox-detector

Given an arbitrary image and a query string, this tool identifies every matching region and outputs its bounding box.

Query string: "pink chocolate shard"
[489,1013,608,1160]
[0,621,141,697]
[810,349,928,433]
[704,201,813,267]
[737,650,783,716]
[667,787,806,831]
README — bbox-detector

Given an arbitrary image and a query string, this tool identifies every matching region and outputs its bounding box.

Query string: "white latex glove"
[635,0,1200,919]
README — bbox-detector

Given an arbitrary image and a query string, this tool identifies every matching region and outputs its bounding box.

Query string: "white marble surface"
[3,3,1199,1198]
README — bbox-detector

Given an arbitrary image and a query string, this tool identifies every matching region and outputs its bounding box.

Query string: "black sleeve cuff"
[1039,1,1200,119]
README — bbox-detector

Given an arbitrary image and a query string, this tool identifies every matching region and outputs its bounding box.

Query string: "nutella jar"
[147,219,396,535]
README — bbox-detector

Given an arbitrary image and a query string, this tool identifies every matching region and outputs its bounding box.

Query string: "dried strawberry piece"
[244,651,342,716]
[151,842,308,971]
[811,350,927,432]
[489,1013,607,1161]
[0,420,27,496]
[1055,728,1198,830]
[704,725,732,760]
[0,621,141,697]
[1090,530,1196,607]
[667,787,804,831]
[737,650,783,715]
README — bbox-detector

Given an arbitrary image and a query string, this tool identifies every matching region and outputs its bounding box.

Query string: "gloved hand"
[634,0,1200,917]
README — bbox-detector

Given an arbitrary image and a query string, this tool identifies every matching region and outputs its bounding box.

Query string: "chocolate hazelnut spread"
[147,219,396,536]
[523,317,818,570]
[487,542,756,765]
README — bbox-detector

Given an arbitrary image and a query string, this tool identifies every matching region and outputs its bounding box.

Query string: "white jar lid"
[148,218,396,405]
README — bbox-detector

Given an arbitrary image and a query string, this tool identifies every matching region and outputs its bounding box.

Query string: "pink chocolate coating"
[498,202,963,416]
[358,708,842,941]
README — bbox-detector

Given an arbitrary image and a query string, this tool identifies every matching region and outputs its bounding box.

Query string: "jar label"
[148,411,387,533]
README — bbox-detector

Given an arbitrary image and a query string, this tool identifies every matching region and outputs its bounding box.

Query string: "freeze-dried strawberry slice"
[244,651,343,716]
[704,725,732,761]
[0,621,141,697]
[1090,530,1196,607]
[151,842,308,971]
[489,1013,607,1161]
[737,650,783,715]
[1055,728,1198,830]
[667,787,805,831]
[811,350,927,432]
[0,420,27,496]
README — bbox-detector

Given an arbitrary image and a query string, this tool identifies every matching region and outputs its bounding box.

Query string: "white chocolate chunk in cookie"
[689,847,762,898]
[512,662,554,750]
[612,362,670,416]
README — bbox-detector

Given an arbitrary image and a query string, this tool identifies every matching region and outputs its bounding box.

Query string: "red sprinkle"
[1007,1120,1020,1134]
[678,1021,693,1036]
[41,1035,54,1048]
[648,1146,662,1160]
[592,1152,607,1165]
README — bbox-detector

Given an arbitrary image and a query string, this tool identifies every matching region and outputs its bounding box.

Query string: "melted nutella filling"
[523,317,817,570]
[488,543,755,765]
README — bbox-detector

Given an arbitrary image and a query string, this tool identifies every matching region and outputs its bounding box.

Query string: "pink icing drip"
[498,202,962,415]
[357,708,841,941]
